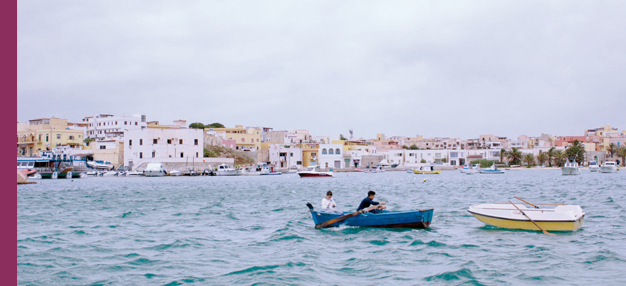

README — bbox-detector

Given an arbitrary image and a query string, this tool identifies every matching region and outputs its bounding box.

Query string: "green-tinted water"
[18,170,626,285]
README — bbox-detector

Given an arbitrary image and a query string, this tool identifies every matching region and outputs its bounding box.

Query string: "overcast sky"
[17,1,625,140]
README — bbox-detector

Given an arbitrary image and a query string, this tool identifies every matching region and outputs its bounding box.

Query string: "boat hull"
[600,167,617,173]
[469,212,584,231]
[144,170,165,177]
[413,170,441,174]
[479,170,504,174]
[310,209,433,228]
[561,167,581,175]
[298,172,333,177]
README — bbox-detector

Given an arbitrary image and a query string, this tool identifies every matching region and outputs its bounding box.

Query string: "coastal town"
[17,113,626,178]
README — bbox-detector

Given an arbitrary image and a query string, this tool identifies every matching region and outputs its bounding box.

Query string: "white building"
[318,144,344,169]
[82,113,147,140]
[268,144,303,169]
[123,122,203,170]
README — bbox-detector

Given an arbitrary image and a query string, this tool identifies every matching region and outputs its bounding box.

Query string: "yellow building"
[209,125,262,151]
[17,118,85,156]
[298,143,319,167]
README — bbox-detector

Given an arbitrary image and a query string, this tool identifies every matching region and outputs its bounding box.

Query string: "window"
[257,138,259,142]
[129,140,132,146]
[180,152,184,158]
[152,151,155,158]
[167,139,172,144]
[242,138,245,142]
[124,121,127,125]
[135,122,138,125]
[179,139,183,144]
[329,149,334,154]
[139,152,143,158]
[153,139,158,144]
[194,139,198,145]
[336,148,341,154]
[196,152,199,158]
[99,145,106,149]
[322,148,327,154]
[69,136,75,140]
[140,139,143,145]
[312,152,316,156]
[57,134,61,139]
[451,152,458,158]
[46,134,48,142]
[290,153,293,157]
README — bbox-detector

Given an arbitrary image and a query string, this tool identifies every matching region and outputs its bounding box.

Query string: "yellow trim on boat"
[470,213,584,231]
[413,170,441,174]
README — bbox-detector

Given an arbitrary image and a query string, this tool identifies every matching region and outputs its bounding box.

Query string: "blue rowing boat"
[308,207,434,228]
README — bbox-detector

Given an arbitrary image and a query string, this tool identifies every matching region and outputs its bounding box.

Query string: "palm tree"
[506,147,523,166]
[537,152,548,166]
[554,150,566,167]
[500,149,506,163]
[616,146,626,167]
[565,140,585,165]
[523,153,536,167]
[606,143,617,159]
[546,147,556,167]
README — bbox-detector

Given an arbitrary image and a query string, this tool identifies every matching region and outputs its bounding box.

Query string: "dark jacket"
[357,197,379,211]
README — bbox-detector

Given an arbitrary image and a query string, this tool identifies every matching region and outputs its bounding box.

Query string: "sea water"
[18,170,626,285]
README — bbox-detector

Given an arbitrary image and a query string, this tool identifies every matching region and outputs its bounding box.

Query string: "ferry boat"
[561,159,581,175]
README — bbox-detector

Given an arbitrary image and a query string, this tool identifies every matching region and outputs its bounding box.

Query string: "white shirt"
[321,197,336,211]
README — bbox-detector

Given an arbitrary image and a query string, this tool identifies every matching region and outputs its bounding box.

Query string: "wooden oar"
[312,205,378,229]
[515,196,540,209]
[508,201,556,236]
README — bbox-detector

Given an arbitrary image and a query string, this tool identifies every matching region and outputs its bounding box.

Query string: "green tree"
[500,149,506,163]
[189,122,205,129]
[84,137,94,146]
[340,134,347,140]
[546,147,557,167]
[410,144,418,150]
[616,146,626,167]
[402,145,409,150]
[606,143,617,159]
[420,159,426,163]
[523,153,536,167]
[565,140,585,165]
[537,152,548,166]
[505,147,523,165]
[206,123,225,128]
[554,150,566,167]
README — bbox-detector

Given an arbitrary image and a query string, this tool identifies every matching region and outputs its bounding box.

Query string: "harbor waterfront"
[18,171,626,285]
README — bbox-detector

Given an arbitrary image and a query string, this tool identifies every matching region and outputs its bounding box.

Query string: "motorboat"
[216,164,238,176]
[479,164,504,174]
[405,168,413,173]
[297,165,333,178]
[87,160,114,170]
[561,159,581,175]
[369,166,385,173]
[460,164,480,175]
[600,161,618,173]
[143,163,166,177]
[239,164,270,176]
[98,170,118,177]
[169,170,182,176]
[588,161,600,172]
[468,201,585,231]
[413,166,441,174]
[307,203,433,228]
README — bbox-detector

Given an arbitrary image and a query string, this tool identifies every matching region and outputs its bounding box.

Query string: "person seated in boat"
[321,191,341,213]
[357,190,386,213]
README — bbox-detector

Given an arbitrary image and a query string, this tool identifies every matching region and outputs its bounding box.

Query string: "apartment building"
[82,113,147,140]
[17,118,85,156]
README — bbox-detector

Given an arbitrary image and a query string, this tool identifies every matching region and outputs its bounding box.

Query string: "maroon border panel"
[5,0,18,283]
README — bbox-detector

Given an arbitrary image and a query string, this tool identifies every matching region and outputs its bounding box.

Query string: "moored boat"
[468,202,584,231]
[308,205,433,228]
[479,164,504,174]
[600,161,618,173]
[588,161,600,172]
[298,165,333,177]
[413,166,441,174]
[460,164,480,175]
[143,163,166,177]
[561,159,581,175]
[216,164,238,176]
